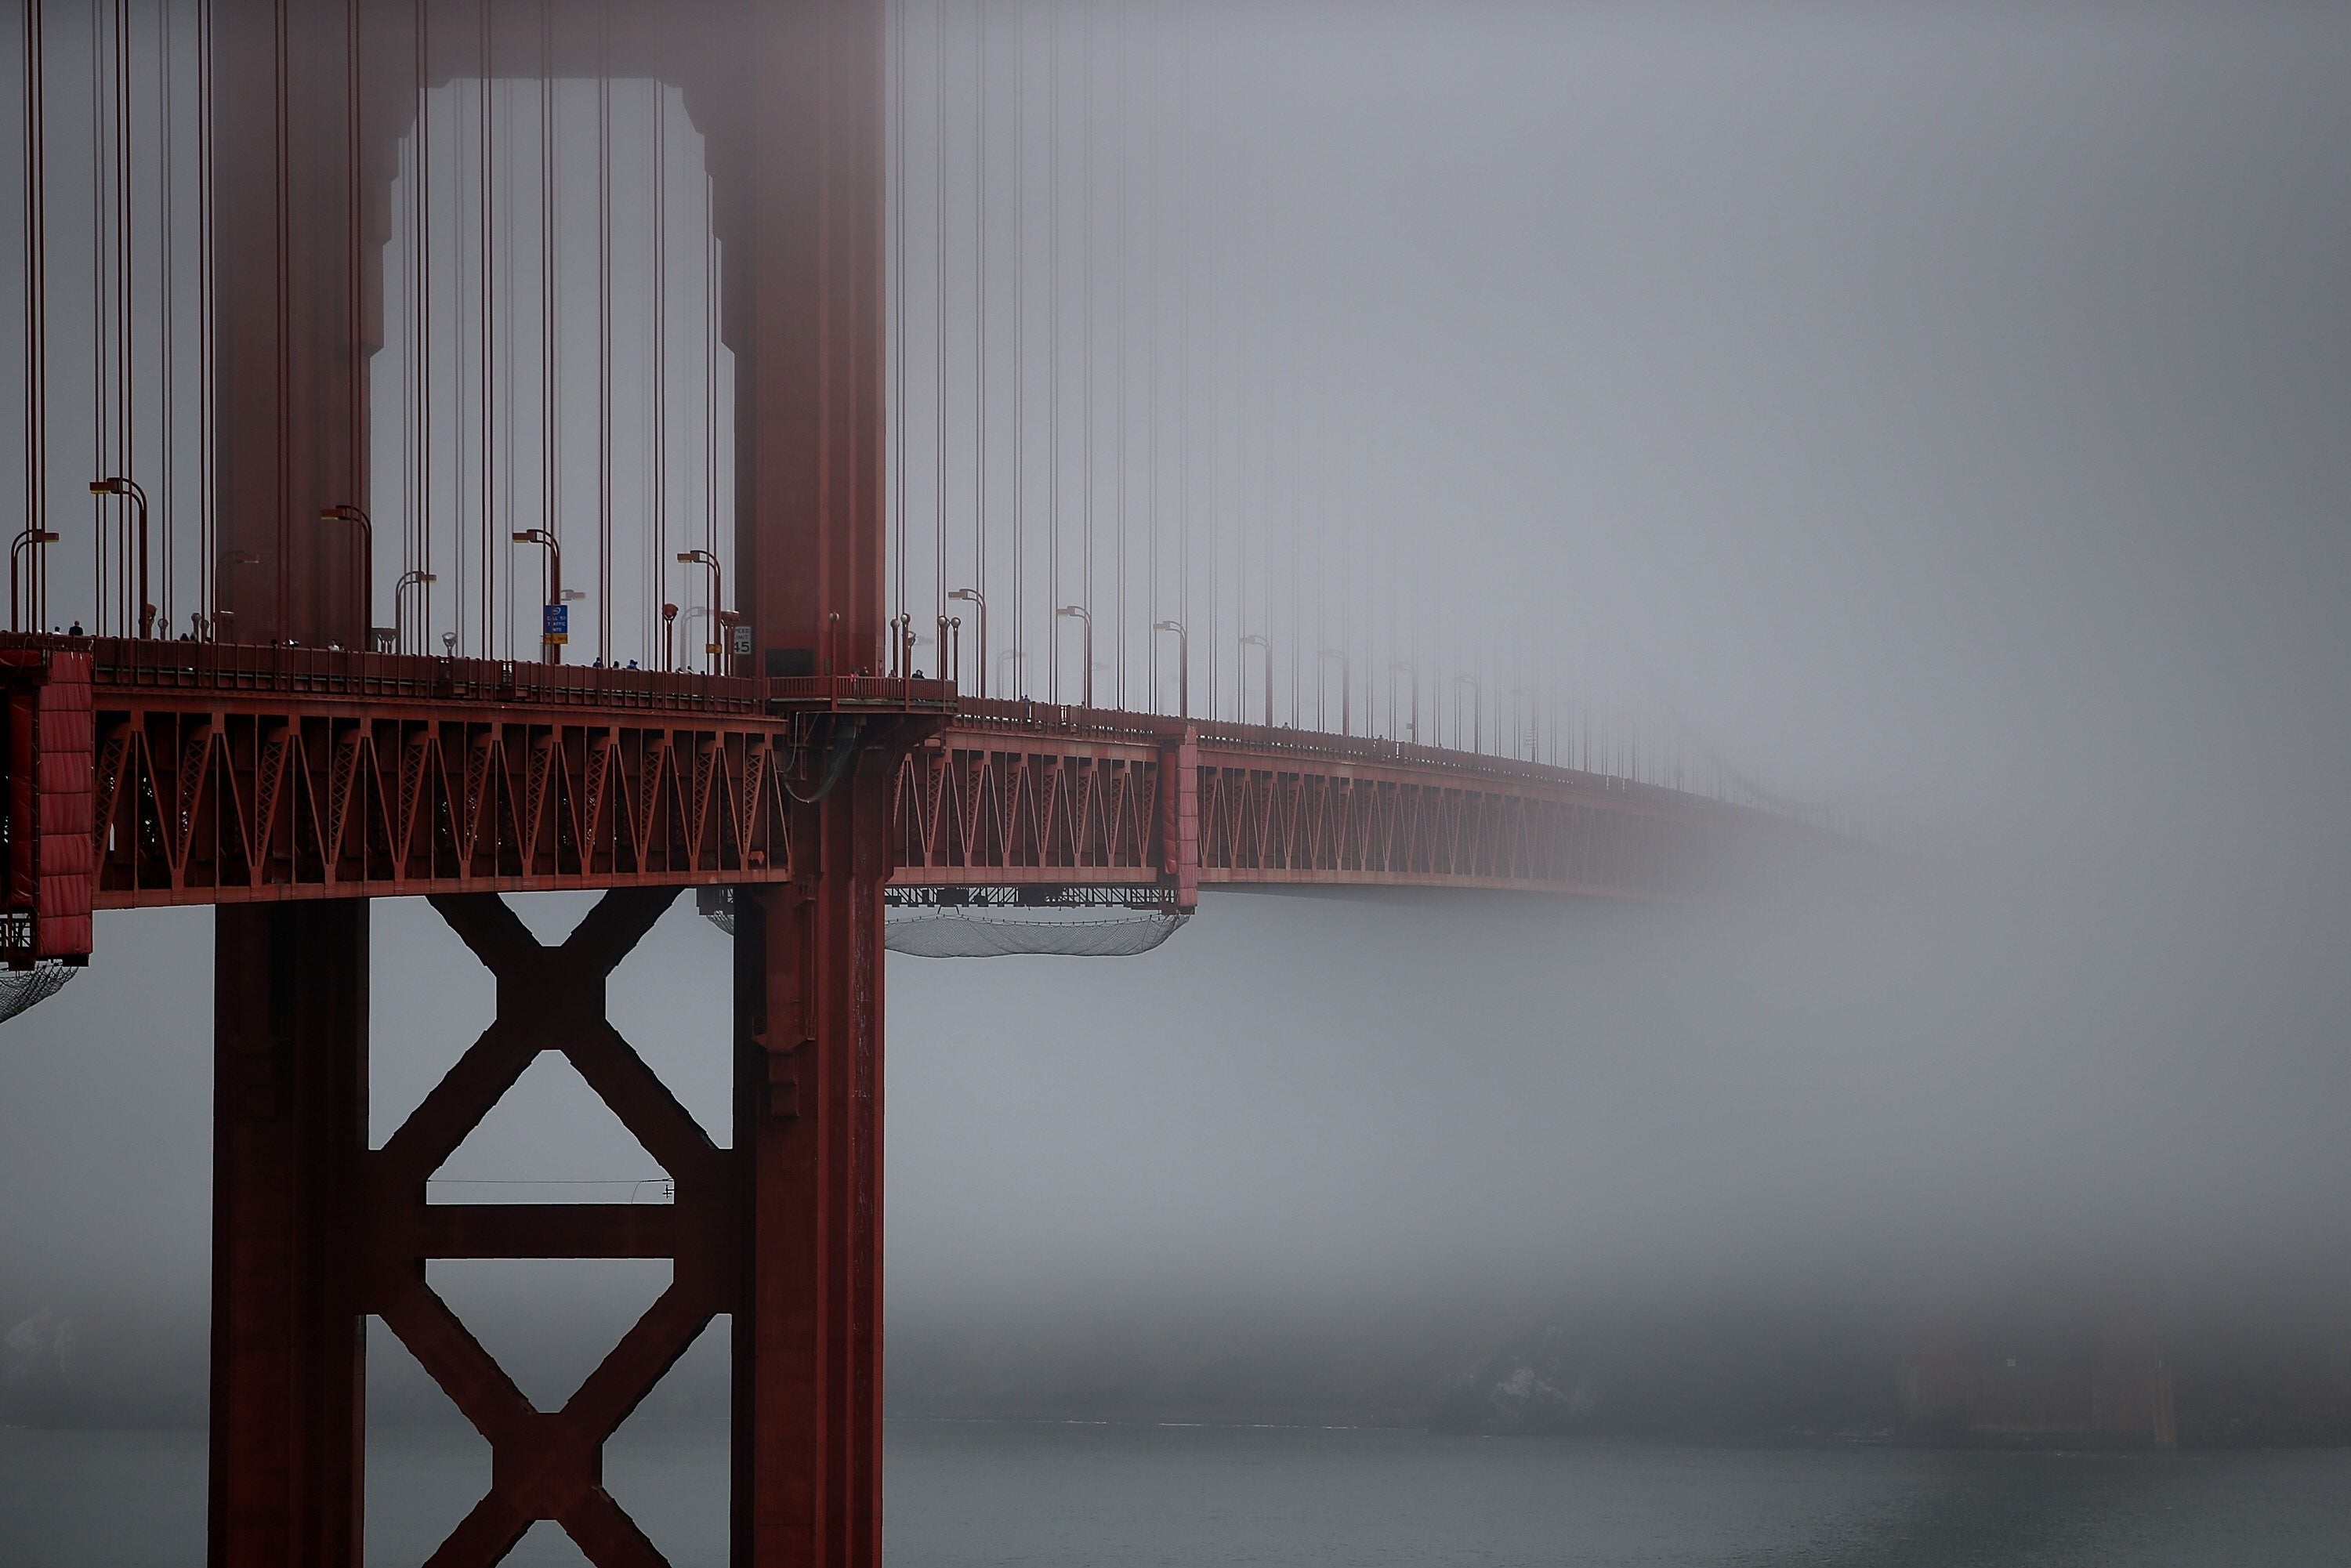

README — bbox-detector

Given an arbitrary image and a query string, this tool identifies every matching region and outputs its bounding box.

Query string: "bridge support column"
[731,762,892,1568]
[208,899,369,1568]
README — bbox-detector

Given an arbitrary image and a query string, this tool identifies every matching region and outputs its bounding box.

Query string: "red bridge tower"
[199,2,901,1562]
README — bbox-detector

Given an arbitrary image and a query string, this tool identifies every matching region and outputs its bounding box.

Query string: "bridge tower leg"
[208,900,369,1566]
[715,0,892,1563]
[731,778,892,1566]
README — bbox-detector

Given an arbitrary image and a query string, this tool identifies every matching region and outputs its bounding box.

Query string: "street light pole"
[1239,633,1273,728]
[948,587,987,698]
[1153,620,1188,718]
[11,527,59,632]
[391,569,437,654]
[1389,661,1418,744]
[1509,687,1541,760]
[92,477,154,636]
[1455,673,1482,754]
[1056,605,1092,708]
[676,549,724,672]
[511,528,564,663]
[318,505,379,649]
[1319,647,1351,737]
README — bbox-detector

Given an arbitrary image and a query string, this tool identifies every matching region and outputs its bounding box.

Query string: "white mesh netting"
[0,962,79,1024]
[697,886,1189,958]
[880,904,1189,958]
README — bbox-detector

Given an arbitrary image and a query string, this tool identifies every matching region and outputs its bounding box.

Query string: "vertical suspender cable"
[19,0,44,630]
[197,0,214,634]
[1204,36,1221,721]
[395,121,413,646]
[1079,0,1094,699]
[476,0,493,656]
[931,0,944,651]
[116,0,132,631]
[91,2,108,632]
[1288,281,1300,727]
[1010,0,1023,699]
[889,0,906,651]
[1176,24,1192,719]
[272,0,290,635]
[92,2,104,630]
[1313,304,1325,727]
[540,0,556,634]
[501,55,517,654]
[1232,85,1248,720]
[160,0,175,632]
[1045,0,1059,702]
[971,0,984,693]
[705,166,717,642]
[449,24,469,650]
[346,0,364,643]
[595,0,612,664]
[650,81,668,666]
[410,0,429,647]
[1111,0,1125,709]
[1143,6,1157,712]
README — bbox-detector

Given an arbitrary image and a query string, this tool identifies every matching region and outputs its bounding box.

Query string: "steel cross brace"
[365,888,737,1567]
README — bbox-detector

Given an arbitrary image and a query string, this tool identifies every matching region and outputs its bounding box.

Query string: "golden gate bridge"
[2,2,1820,1563]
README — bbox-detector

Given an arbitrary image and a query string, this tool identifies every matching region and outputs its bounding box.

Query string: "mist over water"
[5,5,2351,1559]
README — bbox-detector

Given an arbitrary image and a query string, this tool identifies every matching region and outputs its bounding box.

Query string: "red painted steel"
[893,700,1765,907]
[0,644,1772,966]
[209,900,368,1566]
[718,5,894,1566]
[0,637,946,938]
[0,644,92,961]
[367,889,735,1565]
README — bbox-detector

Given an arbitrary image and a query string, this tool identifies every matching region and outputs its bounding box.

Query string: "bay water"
[4,1417,2347,1566]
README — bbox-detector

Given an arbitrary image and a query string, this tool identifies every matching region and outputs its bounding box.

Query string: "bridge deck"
[0,637,1770,965]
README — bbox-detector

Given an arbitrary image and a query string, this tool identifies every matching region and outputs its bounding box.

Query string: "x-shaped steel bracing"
[365,888,735,1567]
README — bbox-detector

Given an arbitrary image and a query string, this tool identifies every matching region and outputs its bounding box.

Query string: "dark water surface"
[4,1417,2348,1566]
